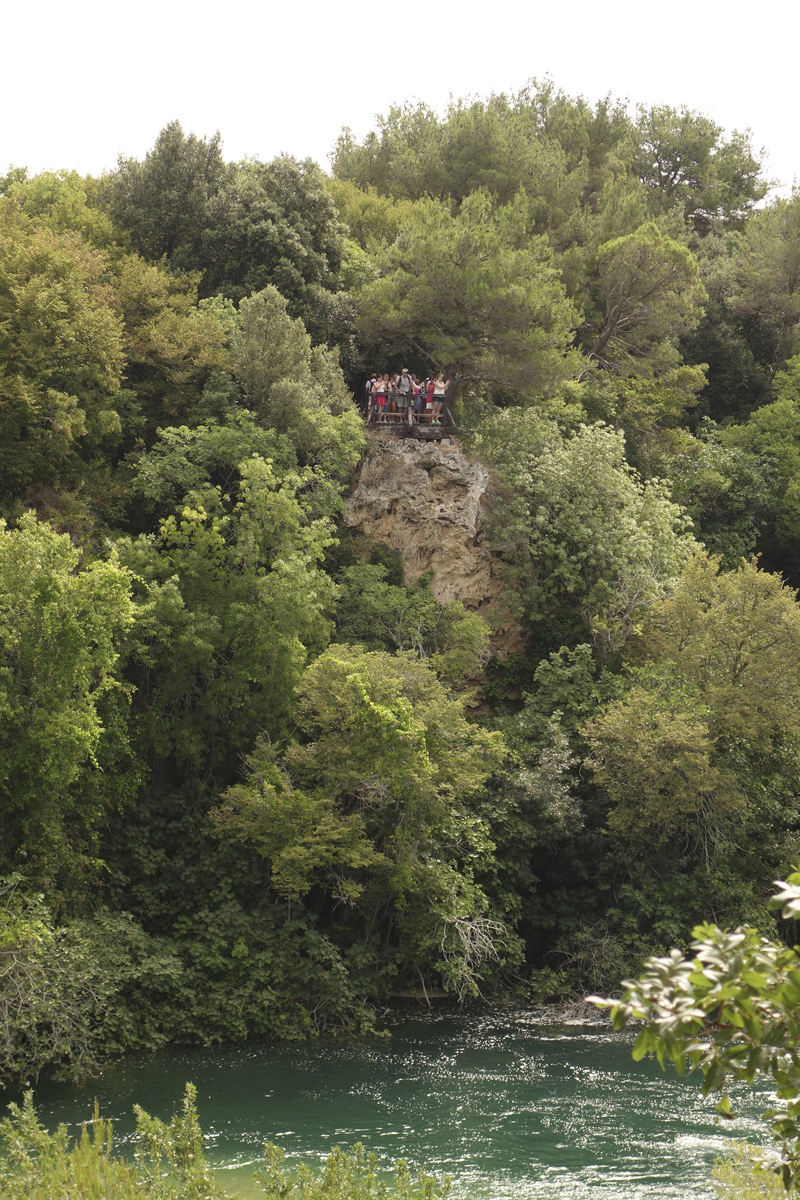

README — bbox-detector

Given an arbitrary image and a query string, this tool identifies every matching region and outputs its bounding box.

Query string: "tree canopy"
[4,88,800,1163]
[358,191,579,388]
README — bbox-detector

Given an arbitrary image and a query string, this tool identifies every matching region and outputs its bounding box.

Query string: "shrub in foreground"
[0,1084,451,1200]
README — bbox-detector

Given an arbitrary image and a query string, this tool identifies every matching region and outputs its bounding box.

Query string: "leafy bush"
[0,878,119,1087]
[0,1097,139,1199]
[0,1086,452,1200]
[256,1142,451,1200]
[593,868,800,1190]
[0,1083,225,1200]
[713,1143,784,1199]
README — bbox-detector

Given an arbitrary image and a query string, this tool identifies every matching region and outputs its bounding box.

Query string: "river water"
[8,1005,774,1199]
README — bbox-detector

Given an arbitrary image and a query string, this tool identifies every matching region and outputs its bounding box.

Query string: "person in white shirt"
[431,375,446,423]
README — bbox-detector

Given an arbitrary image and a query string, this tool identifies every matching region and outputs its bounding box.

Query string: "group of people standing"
[363,369,449,424]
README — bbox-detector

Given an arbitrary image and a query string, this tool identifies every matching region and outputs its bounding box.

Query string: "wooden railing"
[364,399,458,439]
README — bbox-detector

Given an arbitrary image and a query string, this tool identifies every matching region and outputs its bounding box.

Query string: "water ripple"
[7,1004,773,1200]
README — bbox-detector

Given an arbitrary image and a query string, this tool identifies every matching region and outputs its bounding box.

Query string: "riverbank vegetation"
[3,79,800,1094]
[596,868,800,1189]
[0,1083,450,1198]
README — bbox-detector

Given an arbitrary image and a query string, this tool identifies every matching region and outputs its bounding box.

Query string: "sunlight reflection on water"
[10,1005,774,1199]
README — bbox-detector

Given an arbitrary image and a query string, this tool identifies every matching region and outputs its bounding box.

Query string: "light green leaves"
[0,514,133,889]
[214,646,506,998]
[231,285,362,477]
[488,415,695,655]
[772,872,800,922]
[592,881,800,1188]
[257,1139,451,1200]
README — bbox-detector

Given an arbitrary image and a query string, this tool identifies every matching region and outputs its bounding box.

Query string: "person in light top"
[372,374,388,421]
[431,375,446,424]
[395,368,412,421]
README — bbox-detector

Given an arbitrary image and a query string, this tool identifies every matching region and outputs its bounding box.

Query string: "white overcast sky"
[4,0,798,194]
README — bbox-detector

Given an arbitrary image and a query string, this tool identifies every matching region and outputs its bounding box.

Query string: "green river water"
[6,1006,775,1199]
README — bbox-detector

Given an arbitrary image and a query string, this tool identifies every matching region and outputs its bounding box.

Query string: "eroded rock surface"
[345,434,526,659]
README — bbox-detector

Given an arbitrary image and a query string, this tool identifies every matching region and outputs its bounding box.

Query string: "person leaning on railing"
[423,376,435,422]
[364,369,450,427]
[385,374,397,419]
[371,374,388,421]
[431,374,447,424]
[411,374,421,421]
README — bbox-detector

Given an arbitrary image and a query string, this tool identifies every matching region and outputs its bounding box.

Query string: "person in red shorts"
[372,374,387,422]
[425,377,435,423]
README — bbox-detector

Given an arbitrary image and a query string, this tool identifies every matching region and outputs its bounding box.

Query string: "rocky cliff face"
[345,433,526,660]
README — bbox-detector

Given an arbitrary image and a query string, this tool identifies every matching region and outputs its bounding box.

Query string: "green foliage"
[734,191,800,374]
[256,1141,450,1200]
[679,229,773,427]
[0,1090,451,1200]
[0,1093,140,1199]
[132,1083,228,1199]
[332,84,630,232]
[515,554,800,994]
[0,513,134,892]
[334,85,766,400]
[588,222,707,373]
[100,124,349,350]
[129,409,296,523]
[585,666,741,838]
[632,105,767,231]
[579,365,708,456]
[358,190,579,389]
[513,643,599,745]
[114,254,233,442]
[484,413,694,656]
[592,871,800,1191]
[326,178,414,254]
[0,178,234,525]
[497,645,599,853]
[214,646,509,998]
[202,156,346,317]
[0,879,118,1087]
[117,451,337,766]
[99,121,231,273]
[713,1143,784,1200]
[1,84,799,1073]
[0,1084,226,1199]
[231,286,362,476]
[723,356,800,573]
[334,564,490,682]
[0,200,125,507]
[3,168,124,253]
[666,428,775,567]
[580,554,800,927]
[629,553,800,750]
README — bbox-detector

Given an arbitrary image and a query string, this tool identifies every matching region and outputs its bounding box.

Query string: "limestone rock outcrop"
[345,433,526,659]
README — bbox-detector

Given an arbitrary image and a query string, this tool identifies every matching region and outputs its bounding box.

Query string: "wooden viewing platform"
[364,403,458,441]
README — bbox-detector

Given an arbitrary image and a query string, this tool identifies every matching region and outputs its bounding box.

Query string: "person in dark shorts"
[411,374,421,421]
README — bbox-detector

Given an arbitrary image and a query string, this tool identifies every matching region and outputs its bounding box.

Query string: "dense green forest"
[3,80,800,1094]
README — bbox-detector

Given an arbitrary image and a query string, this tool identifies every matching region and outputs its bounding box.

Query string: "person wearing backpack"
[395,368,412,421]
